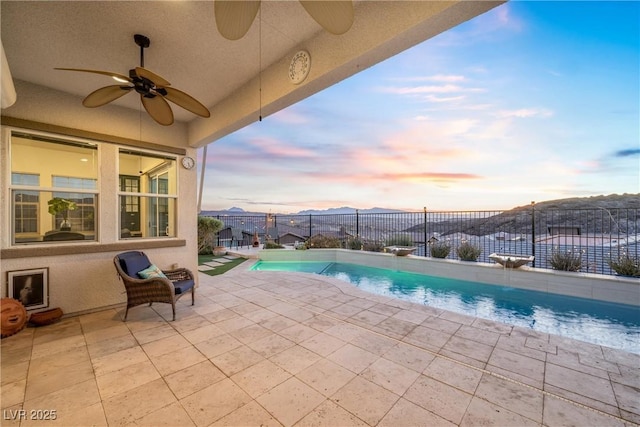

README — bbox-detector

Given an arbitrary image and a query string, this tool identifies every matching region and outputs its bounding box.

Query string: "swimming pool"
[252,261,640,353]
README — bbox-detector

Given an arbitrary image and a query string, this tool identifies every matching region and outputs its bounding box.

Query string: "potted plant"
[457,241,482,261]
[48,197,77,231]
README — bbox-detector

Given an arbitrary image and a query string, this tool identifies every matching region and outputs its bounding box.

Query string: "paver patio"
[2,260,638,426]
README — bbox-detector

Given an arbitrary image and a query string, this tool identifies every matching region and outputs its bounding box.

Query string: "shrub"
[430,241,451,259]
[264,241,284,249]
[347,237,363,250]
[385,234,414,247]
[549,249,582,272]
[608,254,640,277]
[305,235,341,249]
[363,241,384,252]
[457,242,481,261]
[198,216,224,255]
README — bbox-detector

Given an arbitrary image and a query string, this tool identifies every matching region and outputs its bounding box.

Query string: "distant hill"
[406,193,639,236]
[297,206,407,215]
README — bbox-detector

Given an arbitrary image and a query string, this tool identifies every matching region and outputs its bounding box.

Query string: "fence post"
[356,209,360,237]
[423,207,428,257]
[309,214,312,239]
[531,201,536,267]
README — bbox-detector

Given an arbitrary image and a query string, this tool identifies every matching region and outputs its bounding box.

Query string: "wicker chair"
[113,251,195,321]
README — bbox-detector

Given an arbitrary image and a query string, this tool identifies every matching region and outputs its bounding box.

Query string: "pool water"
[252,261,640,353]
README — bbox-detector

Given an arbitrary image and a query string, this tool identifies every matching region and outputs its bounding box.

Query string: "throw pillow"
[138,264,168,279]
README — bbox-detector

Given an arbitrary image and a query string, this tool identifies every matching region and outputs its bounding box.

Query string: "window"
[118,150,177,239]
[10,132,98,244]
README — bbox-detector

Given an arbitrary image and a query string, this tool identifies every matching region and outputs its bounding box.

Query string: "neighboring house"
[278,232,307,246]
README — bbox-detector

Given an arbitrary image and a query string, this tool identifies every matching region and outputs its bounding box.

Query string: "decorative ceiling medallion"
[288,50,311,85]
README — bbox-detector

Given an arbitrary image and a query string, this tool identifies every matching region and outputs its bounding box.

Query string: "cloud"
[390,75,465,83]
[494,108,553,119]
[614,148,640,157]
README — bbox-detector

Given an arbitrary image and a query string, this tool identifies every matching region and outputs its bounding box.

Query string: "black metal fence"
[205,206,639,276]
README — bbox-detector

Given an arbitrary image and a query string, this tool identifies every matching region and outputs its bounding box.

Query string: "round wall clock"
[181,156,195,170]
[288,50,311,85]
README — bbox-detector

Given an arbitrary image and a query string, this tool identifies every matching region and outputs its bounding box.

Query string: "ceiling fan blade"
[163,87,211,118]
[83,85,132,108]
[135,67,171,87]
[214,0,261,40]
[55,67,132,83]
[299,1,354,35]
[141,95,174,126]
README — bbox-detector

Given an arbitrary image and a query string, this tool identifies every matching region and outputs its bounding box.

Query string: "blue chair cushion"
[118,251,151,276]
[173,280,195,295]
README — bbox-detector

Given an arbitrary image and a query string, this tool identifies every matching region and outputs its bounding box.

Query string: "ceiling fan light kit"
[55,34,210,126]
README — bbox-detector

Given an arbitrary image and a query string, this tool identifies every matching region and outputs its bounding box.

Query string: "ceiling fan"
[55,34,210,126]
[214,0,354,41]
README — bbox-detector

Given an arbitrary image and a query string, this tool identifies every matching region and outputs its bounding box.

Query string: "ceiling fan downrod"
[134,34,150,67]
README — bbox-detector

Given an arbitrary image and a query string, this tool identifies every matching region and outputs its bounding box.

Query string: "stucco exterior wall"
[1,81,199,317]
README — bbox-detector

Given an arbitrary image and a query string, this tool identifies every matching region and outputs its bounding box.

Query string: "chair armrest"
[163,268,194,282]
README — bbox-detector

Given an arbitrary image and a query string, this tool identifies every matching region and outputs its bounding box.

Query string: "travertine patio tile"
[404,375,473,425]
[345,297,378,310]
[460,396,539,427]
[545,362,618,407]
[30,334,86,360]
[257,377,325,426]
[609,364,640,389]
[194,333,243,359]
[149,344,207,376]
[211,316,255,333]
[202,308,241,324]
[525,337,557,354]
[278,323,320,343]
[25,358,95,401]
[378,397,455,427]
[180,323,226,345]
[294,399,367,427]
[1,360,29,386]
[181,378,252,427]
[300,332,346,357]
[475,373,543,423]
[247,333,296,358]
[403,325,452,352]
[211,400,282,427]
[602,346,640,368]
[488,347,545,385]
[210,344,265,376]
[349,330,396,356]
[25,378,98,414]
[382,342,436,373]
[230,359,291,398]
[612,381,640,420]
[369,303,402,317]
[375,317,418,338]
[297,358,356,397]
[230,323,274,345]
[435,310,474,325]
[550,334,604,359]
[259,315,299,332]
[330,376,400,426]
[22,401,107,427]
[302,314,341,332]
[441,335,494,363]
[350,309,389,327]
[243,307,280,323]
[360,357,421,396]
[128,401,195,426]
[164,360,225,399]
[391,308,430,325]
[328,303,364,318]
[83,323,131,344]
[1,341,33,365]
[95,359,160,400]
[32,319,82,345]
[455,324,500,346]
[327,343,379,374]
[230,302,263,316]
[578,353,621,374]
[270,345,322,375]
[170,314,210,333]
[27,345,90,377]
[542,395,626,427]
[423,356,482,394]
[1,379,26,408]
[141,334,192,358]
[88,334,139,360]
[282,307,317,322]
[324,323,364,342]
[495,334,547,361]
[103,378,176,426]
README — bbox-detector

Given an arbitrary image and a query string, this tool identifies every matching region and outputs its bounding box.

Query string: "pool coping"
[255,249,640,306]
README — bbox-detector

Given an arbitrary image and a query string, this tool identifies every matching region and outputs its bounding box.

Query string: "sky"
[198,1,640,214]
